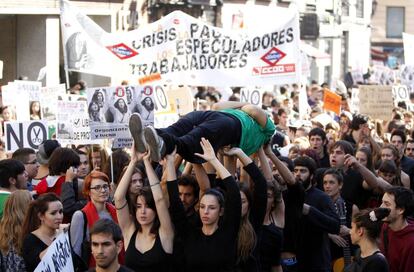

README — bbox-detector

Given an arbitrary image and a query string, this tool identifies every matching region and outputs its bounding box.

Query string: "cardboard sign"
[323,89,341,115]
[359,85,393,121]
[167,86,194,116]
[392,85,409,102]
[34,232,74,272]
[4,120,48,152]
[240,87,263,107]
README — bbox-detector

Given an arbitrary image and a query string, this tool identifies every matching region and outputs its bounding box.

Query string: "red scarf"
[81,201,124,267]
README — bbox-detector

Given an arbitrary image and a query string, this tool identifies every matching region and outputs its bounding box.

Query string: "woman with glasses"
[114,145,174,272]
[70,171,121,268]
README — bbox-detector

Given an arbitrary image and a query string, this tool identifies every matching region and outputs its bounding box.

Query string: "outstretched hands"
[131,141,146,162]
[195,138,217,162]
[221,146,242,157]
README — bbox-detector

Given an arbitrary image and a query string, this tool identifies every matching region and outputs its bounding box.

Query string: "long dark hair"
[352,207,390,241]
[237,183,256,263]
[133,187,160,235]
[21,193,61,240]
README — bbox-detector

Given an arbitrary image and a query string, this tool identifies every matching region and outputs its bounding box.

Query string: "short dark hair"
[384,187,414,218]
[48,148,80,175]
[350,114,369,130]
[330,140,354,155]
[0,159,26,188]
[353,208,390,241]
[90,218,123,243]
[277,108,287,117]
[294,156,317,176]
[323,168,344,184]
[12,148,36,163]
[178,175,199,199]
[308,127,326,142]
[391,129,406,144]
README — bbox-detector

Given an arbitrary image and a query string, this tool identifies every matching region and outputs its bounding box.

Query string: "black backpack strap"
[72,178,79,201]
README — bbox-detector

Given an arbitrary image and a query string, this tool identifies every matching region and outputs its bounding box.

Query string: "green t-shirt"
[221,109,275,155]
[0,190,11,219]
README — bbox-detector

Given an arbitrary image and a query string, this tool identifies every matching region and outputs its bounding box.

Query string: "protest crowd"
[0,2,414,272]
[0,78,414,272]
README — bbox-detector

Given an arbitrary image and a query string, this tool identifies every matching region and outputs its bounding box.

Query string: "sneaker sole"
[129,113,146,153]
[144,127,161,162]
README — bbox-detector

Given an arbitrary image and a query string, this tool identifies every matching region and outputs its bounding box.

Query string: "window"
[356,0,364,18]
[386,7,404,39]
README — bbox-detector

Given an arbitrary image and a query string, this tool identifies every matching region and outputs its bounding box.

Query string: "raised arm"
[264,144,296,185]
[144,150,174,253]
[344,154,392,191]
[211,101,249,111]
[113,146,143,243]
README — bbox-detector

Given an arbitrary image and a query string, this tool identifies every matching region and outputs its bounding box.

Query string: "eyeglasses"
[90,184,110,191]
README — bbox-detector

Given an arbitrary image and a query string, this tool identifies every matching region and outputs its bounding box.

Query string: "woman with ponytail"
[347,207,390,272]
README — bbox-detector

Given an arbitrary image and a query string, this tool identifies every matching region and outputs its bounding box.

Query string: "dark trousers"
[158,111,241,163]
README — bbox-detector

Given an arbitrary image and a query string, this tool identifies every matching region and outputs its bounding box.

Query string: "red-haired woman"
[70,171,122,268]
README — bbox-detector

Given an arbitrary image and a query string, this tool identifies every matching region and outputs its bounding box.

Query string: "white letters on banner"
[4,120,48,152]
[34,232,74,272]
[60,0,300,86]
[240,87,263,107]
[392,85,409,102]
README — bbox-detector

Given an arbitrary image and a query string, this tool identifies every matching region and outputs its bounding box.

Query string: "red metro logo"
[106,43,138,60]
[260,47,286,66]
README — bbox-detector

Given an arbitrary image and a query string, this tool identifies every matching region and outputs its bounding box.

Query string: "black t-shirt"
[22,233,48,272]
[88,265,134,272]
[257,224,283,271]
[345,250,389,272]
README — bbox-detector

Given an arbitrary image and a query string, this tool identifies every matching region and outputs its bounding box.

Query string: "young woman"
[380,145,410,188]
[347,208,390,272]
[88,145,108,171]
[88,101,103,122]
[0,190,32,271]
[30,101,41,120]
[70,171,119,268]
[21,193,68,272]
[112,98,131,123]
[114,146,174,272]
[166,138,241,271]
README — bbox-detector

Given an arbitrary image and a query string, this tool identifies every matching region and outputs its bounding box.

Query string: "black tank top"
[125,230,172,272]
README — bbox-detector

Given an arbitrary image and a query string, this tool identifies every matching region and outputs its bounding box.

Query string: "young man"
[88,219,133,272]
[12,147,39,191]
[315,140,370,209]
[342,114,369,145]
[130,101,275,164]
[308,127,330,168]
[0,159,28,218]
[379,187,414,272]
[178,174,200,225]
[404,139,414,159]
[391,129,414,189]
[293,156,340,272]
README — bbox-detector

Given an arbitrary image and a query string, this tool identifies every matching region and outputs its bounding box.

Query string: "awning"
[300,41,331,59]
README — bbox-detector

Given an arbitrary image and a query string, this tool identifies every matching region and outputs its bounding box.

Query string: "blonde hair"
[0,190,32,254]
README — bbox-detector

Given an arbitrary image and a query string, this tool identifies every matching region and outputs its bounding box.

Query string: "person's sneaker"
[129,113,146,153]
[144,126,166,162]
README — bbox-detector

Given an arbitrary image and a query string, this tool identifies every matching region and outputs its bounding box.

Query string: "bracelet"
[150,182,160,187]
[115,201,128,210]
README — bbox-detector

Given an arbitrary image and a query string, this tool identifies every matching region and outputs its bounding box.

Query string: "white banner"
[40,84,67,121]
[56,100,91,142]
[60,0,300,86]
[34,232,74,272]
[403,33,414,66]
[240,87,263,107]
[4,120,48,152]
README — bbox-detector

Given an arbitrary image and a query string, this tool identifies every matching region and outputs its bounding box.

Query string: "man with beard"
[88,219,133,272]
[379,187,414,272]
[293,156,340,272]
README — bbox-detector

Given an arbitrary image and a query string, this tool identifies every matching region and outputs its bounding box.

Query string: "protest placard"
[40,84,66,121]
[392,85,409,103]
[4,120,48,152]
[240,87,263,107]
[34,232,74,272]
[403,33,414,66]
[349,88,360,114]
[61,0,300,86]
[359,85,393,121]
[167,86,194,116]
[323,89,341,115]
[2,83,30,121]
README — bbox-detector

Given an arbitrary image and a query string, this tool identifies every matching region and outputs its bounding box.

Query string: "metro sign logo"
[106,43,138,60]
[252,64,296,76]
[261,47,286,66]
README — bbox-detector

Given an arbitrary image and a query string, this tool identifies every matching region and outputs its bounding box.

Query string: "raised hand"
[221,146,242,157]
[131,140,146,162]
[195,138,217,162]
[344,154,358,168]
